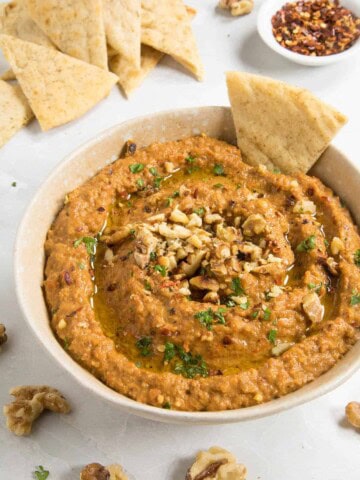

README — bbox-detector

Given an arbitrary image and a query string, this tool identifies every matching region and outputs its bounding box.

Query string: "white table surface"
[0,1,359,478]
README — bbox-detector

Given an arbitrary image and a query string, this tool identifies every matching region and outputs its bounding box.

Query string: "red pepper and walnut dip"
[272,0,360,56]
[44,136,360,411]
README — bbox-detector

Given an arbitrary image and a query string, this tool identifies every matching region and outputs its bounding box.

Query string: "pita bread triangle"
[25,0,108,70]
[0,79,33,147]
[141,0,203,80]
[0,34,118,131]
[226,71,347,174]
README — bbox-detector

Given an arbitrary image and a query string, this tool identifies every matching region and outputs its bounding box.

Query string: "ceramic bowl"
[14,106,360,424]
[257,0,360,66]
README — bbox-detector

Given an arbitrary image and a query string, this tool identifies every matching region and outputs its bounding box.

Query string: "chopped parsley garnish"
[129,163,144,174]
[78,262,86,270]
[324,239,329,248]
[166,197,174,207]
[193,207,205,216]
[263,307,271,320]
[136,178,145,189]
[11,181,17,187]
[162,402,171,409]
[149,167,158,176]
[73,236,98,255]
[166,190,180,207]
[251,310,259,319]
[63,337,70,350]
[239,299,249,310]
[150,251,157,261]
[174,346,209,379]
[153,176,163,189]
[213,183,224,189]
[129,228,136,238]
[164,342,176,362]
[267,329,277,344]
[33,466,49,480]
[213,163,225,176]
[307,282,322,293]
[225,298,236,307]
[136,336,153,356]
[273,168,281,174]
[154,264,167,276]
[144,280,152,291]
[185,155,196,163]
[354,250,360,267]
[194,308,227,330]
[296,235,316,252]
[350,291,360,306]
[231,278,244,296]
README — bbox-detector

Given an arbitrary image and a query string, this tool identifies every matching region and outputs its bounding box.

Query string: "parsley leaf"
[213,183,224,189]
[33,466,49,480]
[213,164,225,176]
[193,207,205,216]
[296,235,316,252]
[144,280,152,291]
[267,329,277,344]
[164,342,176,362]
[350,291,360,306]
[11,181,17,187]
[194,308,227,330]
[162,402,171,409]
[153,176,163,189]
[136,178,145,189]
[263,307,271,321]
[185,155,196,164]
[308,282,322,294]
[136,336,153,356]
[231,278,244,296]
[149,167,158,176]
[129,163,144,174]
[73,236,98,255]
[154,264,167,277]
[149,251,157,261]
[251,310,259,319]
[354,250,360,267]
[174,346,209,379]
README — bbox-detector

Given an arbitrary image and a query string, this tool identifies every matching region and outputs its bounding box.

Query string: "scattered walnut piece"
[242,214,267,236]
[218,0,254,16]
[302,292,324,324]
[0,323,7,348]
[185,446,247,480]
[3,385,71,436]
[80,463,129,480]
[330,237,344,256]
[345,402,360,429]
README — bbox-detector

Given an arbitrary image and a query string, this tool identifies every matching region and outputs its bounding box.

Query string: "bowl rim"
[257,0,360,66]
[14,106,360,424]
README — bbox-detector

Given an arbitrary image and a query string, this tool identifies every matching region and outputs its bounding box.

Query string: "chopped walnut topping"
[272,342,293,356]
[326,256,339,276]
[330,237,344,255]
[345,402,360,429]
[80,463,129,480]
[203,291,220,304]
[0,323,7,348]
[293,199,316,215]
[165,161,175,173]
[186,446,247,480]
[190,276,220,291]
[170,207,189,224]
[242,214,267,236]
[302,292,324,324]
[3,385,71,436]
[218,0,254,16]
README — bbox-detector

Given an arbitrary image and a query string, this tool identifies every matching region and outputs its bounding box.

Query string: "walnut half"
[3,385,71,436]
[80,463,129,480]
[218,0,254,16]
[0,323,7,348]
[185,446,247,480]
[346,402,360,429]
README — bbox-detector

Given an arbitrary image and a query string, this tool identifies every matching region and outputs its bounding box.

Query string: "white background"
[0,0,359,478]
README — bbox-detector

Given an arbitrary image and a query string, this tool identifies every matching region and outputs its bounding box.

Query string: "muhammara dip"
[44,136,360,411]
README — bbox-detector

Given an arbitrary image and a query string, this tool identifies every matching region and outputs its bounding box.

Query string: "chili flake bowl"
[257,0,360,66]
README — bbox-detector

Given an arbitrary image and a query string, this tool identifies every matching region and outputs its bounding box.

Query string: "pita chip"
[110,5,197,96]
[110,44,163,97]
[0,79,33,148]
[226,72,347,174]
[141,0,203,80]
[0,35,118,131]
[25,0,108,70]
[103,0,141,71]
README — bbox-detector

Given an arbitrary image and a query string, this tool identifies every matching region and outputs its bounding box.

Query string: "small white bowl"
[257,0,360,66]
[14,107,360,424]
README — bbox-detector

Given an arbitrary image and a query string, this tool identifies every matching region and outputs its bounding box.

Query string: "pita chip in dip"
[226,71,347,173]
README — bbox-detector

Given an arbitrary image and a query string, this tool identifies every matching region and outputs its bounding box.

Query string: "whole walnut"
[218,0,254,16]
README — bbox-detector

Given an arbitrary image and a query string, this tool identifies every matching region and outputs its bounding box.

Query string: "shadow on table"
[169,454,194,480]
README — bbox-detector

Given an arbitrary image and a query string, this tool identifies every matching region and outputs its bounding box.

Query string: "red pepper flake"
[272,0,360,56]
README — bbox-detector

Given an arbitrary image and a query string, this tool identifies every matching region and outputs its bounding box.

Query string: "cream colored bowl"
[14,107,360,425]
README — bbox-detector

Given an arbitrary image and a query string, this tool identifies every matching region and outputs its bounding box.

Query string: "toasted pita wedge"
[0,79,33,148]
[226,72,347,174]
[110,44,163,97]
[103,0,141,72]
[0,35,118,130]
[110,5,197,96]
[141,0,203,80]
[25,0,108,70]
